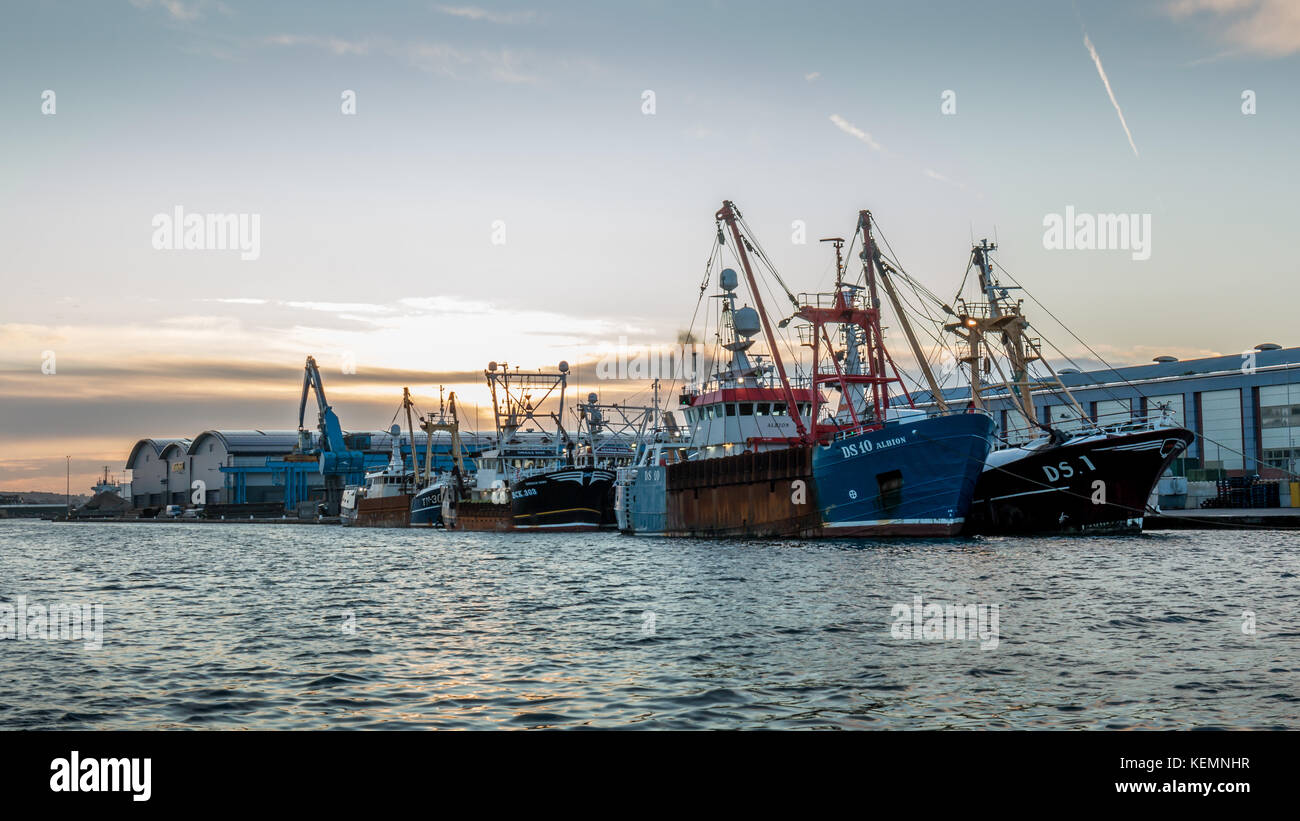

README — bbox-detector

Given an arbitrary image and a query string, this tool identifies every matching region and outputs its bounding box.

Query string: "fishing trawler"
[340,425,414,528]
[574,392,660,528]
[616,201,996,538]
[939,240,1194,534]
[410,389,472,527]
[442,362,616,532]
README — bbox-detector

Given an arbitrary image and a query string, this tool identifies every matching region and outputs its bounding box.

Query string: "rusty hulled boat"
[616,201,996,538]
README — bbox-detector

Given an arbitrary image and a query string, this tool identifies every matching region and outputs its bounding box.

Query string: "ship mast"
[421,387,466,481]
[869,233,949,413]
[975,241,1034,416]
[403,386,419,487]
[795,209,918,441]
[715,200,808,440]
[945,240,1087,431]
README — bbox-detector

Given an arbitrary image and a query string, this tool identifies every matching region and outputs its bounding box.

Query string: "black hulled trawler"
[442,361,616,532]
[941,241,1194,534]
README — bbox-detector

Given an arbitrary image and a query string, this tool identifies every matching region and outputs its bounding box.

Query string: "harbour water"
[1,520,1297,730]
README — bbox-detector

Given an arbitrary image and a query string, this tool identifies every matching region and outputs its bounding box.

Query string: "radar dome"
[558,360,570,373]
[389,424,401,436]
[488,361,498,372]
[720,268,739,292]
[733,306,761,338]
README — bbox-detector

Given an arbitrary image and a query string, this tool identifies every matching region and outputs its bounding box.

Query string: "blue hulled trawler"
[615,201,996,538]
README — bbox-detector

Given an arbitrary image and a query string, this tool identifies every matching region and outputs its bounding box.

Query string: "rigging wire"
[988,256,1300,479]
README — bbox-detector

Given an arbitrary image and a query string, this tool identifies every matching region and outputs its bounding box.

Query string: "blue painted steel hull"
[812,412,996,536]
[410,484,443,527]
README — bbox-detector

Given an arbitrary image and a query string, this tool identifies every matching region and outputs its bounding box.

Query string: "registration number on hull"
[1042,454,1095,482]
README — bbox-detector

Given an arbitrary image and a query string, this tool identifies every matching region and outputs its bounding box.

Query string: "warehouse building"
[186,430,313,506]
[123,438,191,508]
[125,428,488,512]
[915,344,1300,479]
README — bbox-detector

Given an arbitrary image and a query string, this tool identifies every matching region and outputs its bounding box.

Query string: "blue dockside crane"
[291,355,366,513]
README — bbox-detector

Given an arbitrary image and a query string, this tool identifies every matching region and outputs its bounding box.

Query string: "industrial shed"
[124,438,191,509]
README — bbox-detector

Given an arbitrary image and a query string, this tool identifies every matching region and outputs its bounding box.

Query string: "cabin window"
[772,404,787,415]
[755,403,768,415]
[726,404,737,417]
[739,403,753,416]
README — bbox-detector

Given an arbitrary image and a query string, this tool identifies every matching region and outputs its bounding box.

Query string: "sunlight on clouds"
[1166,0,1300,57]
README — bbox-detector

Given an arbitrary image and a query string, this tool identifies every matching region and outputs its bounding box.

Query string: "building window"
[1200,388,1244,471]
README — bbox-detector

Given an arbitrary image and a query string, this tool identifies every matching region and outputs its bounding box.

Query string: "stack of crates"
[1206,476,1281,508]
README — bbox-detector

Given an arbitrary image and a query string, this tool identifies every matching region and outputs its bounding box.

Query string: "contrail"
[829,114,884,152]
[1083,32,1139,158]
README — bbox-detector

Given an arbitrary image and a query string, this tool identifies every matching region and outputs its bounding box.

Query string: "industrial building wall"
[188,439,229,506]
[162,447,191,507]
[1200,388,1245,471]
[128,449,168,508]
[1259,383,1300,476]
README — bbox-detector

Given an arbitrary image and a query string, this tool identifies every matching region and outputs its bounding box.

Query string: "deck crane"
[420,388,467,482]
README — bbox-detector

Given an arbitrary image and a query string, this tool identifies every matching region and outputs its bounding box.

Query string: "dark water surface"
[1,520,1296,729]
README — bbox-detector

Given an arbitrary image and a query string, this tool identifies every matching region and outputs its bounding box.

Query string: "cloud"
[804,71,820,81]
[261,34,541,82]
[1165,0,1300,57]
[262,34,373,56]
[1082,32,1140,159]
[434,5,536,25]
[922,167,967,190]
[129,0,222,22]
[828,114,884,152]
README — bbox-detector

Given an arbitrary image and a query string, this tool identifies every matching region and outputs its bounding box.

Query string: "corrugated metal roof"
[183,429,494,456]
[188,430,305,455]
[125,438,191,469]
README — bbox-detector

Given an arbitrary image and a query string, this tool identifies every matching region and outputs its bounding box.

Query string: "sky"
[2,0,1298,492]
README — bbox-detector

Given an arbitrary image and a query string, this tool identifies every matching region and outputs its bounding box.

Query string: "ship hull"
[409,485,443,527]
[620,413,995,538]
[511,466,616,532]
[812,412,996,537]
[447,501,512,531]
[341,493,411,528]
[444,467,616,532]
[964,427,1194,535]
[662,444,820,538]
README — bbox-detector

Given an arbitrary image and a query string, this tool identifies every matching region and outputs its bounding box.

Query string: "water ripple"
[0,521,1297,729]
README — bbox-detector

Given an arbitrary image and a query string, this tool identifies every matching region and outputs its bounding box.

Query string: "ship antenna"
[820,236,846,289]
